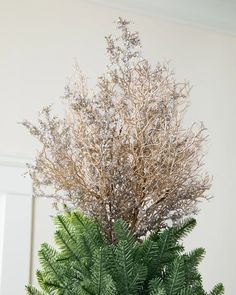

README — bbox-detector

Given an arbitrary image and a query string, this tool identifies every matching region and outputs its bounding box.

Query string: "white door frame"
[0,155,33,295]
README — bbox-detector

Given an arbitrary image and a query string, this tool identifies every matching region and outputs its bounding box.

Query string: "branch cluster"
[23,18,210,238]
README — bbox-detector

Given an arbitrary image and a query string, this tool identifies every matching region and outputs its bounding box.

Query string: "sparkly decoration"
[22,18,210,240]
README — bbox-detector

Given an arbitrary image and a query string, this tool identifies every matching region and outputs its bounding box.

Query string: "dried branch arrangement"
[23,18,210,239]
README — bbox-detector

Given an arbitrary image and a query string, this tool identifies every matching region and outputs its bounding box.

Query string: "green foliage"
[26,213,224,295]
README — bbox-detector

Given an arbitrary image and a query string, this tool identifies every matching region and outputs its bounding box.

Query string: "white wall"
[0,0,236,293]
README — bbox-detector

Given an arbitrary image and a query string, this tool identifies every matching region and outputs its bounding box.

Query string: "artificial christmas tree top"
[26,212,224,295]
[23,18,210,239]
[24,17,224,295]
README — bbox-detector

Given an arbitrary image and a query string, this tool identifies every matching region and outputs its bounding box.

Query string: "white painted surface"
[0,0,235,293]
[0,194,6,286]
[89,0,236,35]
[0,164,32,295]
